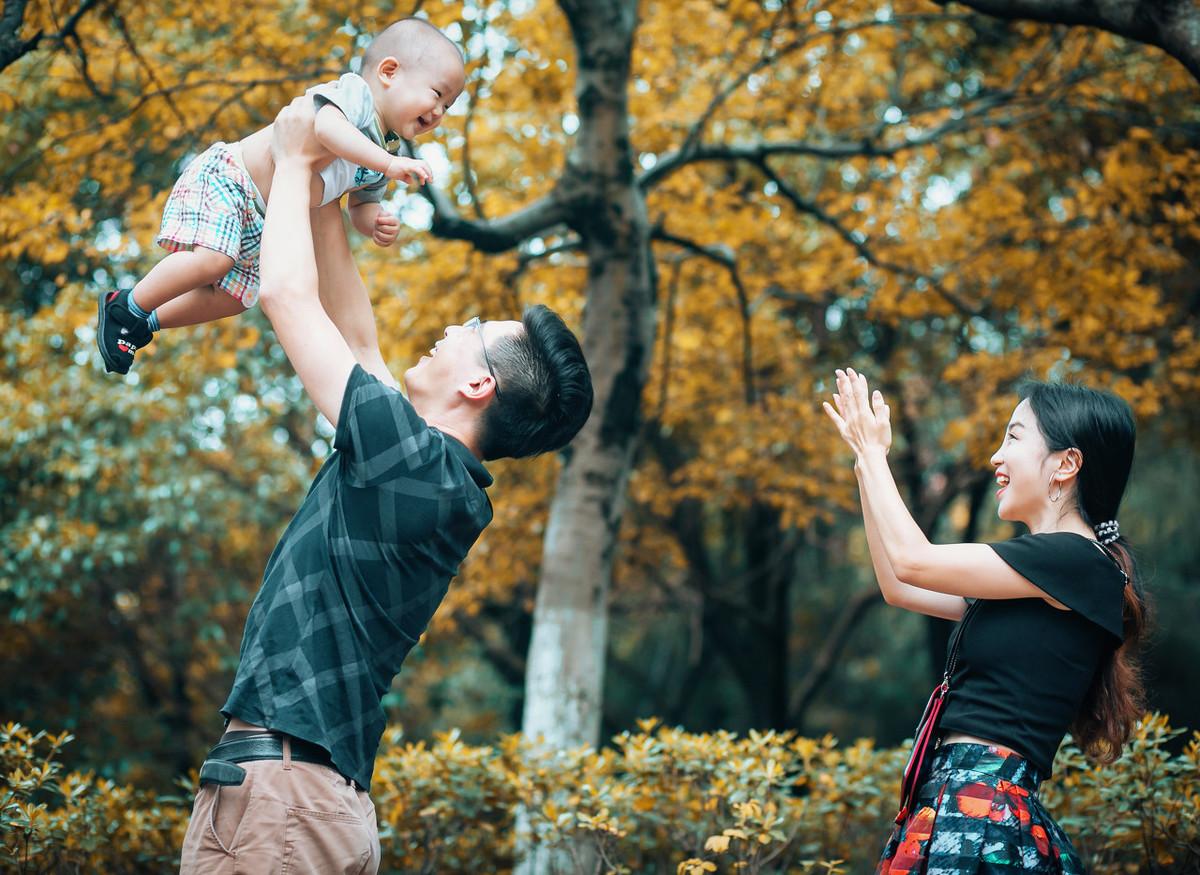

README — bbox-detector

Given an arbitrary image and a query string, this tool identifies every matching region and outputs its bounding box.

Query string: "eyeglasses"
[465,316,501,399]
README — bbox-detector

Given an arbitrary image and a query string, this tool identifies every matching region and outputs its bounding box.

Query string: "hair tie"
[1094,520,1120,545]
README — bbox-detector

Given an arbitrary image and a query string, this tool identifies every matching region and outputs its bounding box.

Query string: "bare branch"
[655,258,683,421]
[677,36,807,161]
[112,8,190,132]
[454,611,526,685]
[642,88,1023,190]
[936,0,1200,84]
[503,236,582,304]
[418,178,572,254]
[0,0,105,74]
[753,159,986,319]
[652,227,757,404]
[789,588,882,724]
[1,70,340,187]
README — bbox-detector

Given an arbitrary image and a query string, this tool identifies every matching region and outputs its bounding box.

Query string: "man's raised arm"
[312,201,400,390]
[257,97,360,428]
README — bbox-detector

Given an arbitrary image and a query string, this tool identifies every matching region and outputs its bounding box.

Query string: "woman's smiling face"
[990,398,1062,523]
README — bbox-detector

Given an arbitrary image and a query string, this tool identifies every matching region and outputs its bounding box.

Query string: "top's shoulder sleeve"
[333,365,435,481]
[308,73,376,130]
[989,532,1126,640]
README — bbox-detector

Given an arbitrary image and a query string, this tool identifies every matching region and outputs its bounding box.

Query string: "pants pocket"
[281,806,372,875]
[179,783,256,873]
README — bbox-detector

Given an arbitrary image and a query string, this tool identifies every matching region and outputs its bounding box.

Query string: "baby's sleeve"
[308,73,376,130]
[351,177,389,204]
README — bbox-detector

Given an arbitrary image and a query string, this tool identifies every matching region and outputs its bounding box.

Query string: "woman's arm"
[827,369,1054,603]
[858,463,967,620]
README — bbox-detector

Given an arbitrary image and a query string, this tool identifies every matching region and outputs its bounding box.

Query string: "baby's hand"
[384,156,433,186]
[373,210,400,247]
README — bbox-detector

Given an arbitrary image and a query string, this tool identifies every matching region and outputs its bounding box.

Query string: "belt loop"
[282,736,292,770]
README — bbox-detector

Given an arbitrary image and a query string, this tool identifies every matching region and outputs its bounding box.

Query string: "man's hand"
[372,210,400,247]
[271,95,326,167]
[384,155,433,186]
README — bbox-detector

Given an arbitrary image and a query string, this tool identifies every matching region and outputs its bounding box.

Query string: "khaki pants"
[179,753,380,874]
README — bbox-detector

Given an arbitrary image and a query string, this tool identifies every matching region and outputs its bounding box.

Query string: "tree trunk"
[520,0,652,754]
[517,5,651,871]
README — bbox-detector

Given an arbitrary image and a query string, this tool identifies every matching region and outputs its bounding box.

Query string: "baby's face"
[376,51,466,140]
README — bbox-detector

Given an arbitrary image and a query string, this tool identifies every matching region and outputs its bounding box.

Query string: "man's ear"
[459,373,497,404]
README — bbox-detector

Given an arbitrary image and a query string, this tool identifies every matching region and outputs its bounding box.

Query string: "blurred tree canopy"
[1,0,1198,788]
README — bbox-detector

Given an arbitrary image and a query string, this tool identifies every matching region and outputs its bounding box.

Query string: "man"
[178,96,593,874]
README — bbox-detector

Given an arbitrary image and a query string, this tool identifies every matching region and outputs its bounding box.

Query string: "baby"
[97,17,465,374]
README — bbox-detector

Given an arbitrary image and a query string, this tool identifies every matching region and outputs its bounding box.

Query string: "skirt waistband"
[929,741,1042,792]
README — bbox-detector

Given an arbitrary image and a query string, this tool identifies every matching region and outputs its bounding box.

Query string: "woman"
[823,369,1147,874]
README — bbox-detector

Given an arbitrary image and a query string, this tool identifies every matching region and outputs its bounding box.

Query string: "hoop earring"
[1049,482,1063,503]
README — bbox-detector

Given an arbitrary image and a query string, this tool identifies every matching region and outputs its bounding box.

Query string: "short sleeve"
[308,73,376,130]
[990,532,1126,641]
[349,177,388,204]
[334,365,435,483]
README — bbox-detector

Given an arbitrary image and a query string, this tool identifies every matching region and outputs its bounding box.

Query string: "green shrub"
[3,716,1197,873]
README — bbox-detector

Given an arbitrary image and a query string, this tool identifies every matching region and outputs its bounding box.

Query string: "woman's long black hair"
[1023,381,1148,762]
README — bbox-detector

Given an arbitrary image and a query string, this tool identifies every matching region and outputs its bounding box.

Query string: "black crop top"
[937,532,1126,777]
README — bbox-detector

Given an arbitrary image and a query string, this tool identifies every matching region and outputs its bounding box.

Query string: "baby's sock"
[126,293,160,332]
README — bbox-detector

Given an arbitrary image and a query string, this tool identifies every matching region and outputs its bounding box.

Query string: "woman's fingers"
[843,368,873,421]
[822,400,844,430]
[872,389,889,420]
[836,370,862,426]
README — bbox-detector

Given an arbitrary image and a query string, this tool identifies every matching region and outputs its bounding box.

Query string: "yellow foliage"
[4,716,1198,873]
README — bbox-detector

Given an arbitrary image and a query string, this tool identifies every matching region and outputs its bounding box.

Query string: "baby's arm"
[348,199,400,247]
[313,105,433,184]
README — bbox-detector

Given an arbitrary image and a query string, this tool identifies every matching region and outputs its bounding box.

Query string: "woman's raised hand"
[822,368,892,459]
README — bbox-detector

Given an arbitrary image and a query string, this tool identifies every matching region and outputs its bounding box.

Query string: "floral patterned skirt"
[877,742,1086,874]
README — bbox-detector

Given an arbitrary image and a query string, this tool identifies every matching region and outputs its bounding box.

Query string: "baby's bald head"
[362,18,463,76]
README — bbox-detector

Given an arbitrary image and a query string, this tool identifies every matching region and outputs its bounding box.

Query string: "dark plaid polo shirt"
[221,365,493,789]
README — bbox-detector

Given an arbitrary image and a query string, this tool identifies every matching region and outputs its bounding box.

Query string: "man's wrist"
[273,155,311,175]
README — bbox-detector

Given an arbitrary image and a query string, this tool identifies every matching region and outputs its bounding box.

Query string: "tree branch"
[455,610,526,686]
[936,0,1200,84]
[652,227,757,404]
[641,86,1028,191]
[753,159,986,319]
[0,0,105,74]
[787,583,883,720]
[414,167,572,253]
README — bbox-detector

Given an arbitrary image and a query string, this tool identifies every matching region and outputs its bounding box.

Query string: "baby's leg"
[131,246,235,312]
[155,287,246,329]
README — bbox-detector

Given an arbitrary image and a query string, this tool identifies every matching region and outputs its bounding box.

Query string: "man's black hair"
[478,305,593,460]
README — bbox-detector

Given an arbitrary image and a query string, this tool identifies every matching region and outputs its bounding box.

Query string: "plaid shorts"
[157,142,265,306]
[878,742,1086,874]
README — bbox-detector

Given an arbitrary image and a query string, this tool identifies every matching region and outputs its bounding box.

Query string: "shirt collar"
[440,431,493,489]
[368,113,401,154]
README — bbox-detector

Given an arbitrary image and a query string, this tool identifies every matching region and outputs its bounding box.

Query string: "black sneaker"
[97,289,153,374]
